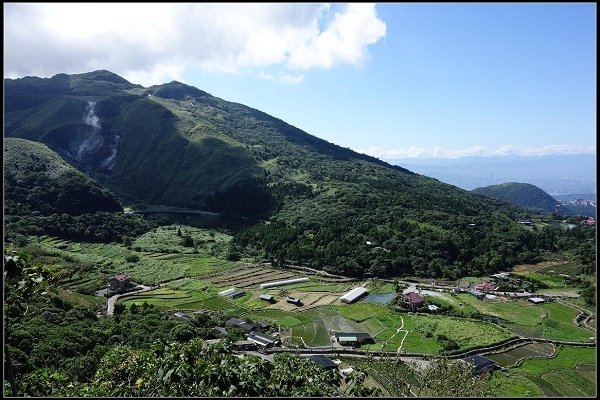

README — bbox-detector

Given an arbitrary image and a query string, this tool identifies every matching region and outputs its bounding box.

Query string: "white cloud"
[4,3,385,86]
[356,145,597,159]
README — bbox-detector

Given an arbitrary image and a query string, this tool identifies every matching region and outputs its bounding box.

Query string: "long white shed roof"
[259,277,309,289]
[339,287,369,303]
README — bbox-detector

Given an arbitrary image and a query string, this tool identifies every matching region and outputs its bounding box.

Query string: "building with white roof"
[339,287,369,304]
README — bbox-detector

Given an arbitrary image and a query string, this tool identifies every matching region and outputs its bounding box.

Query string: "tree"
[366,355,496,397]
[59,339,375,397]
[4,253,53,396]
[181,234,194,248]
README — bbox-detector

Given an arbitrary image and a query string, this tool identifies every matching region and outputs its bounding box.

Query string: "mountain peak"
[148,81,210,100]
[73,70,135,86]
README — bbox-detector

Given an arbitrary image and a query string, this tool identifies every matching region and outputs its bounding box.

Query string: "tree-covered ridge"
[4,138,122,216]
[4,70,592,279]
[472,182,558,212]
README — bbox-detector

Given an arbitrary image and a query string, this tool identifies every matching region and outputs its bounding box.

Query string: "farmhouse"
[259,277,309,289]
[226,318,257,331]
[474,282,499,292]
[463,355,498,375]
[305,355,338,370]
[108,273,131,291]
[339,287,369,304]
[334,332,374,346]
[402,291,424,310]
[259,294,275,303]
[287,296,302,306]
[528,297,546,304]
[246,331,280,347]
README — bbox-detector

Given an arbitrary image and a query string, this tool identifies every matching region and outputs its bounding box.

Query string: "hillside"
[472,182,558,212]
[4,138,122,216]
[5,70,545,278]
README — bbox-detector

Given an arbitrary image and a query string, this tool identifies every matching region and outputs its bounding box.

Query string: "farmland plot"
[488,343,555,367]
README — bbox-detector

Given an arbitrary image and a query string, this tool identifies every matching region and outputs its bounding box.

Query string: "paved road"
[105,284,154,315]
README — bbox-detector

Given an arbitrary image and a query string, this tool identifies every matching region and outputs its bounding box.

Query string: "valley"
[3,70,596,397]
[4,223,595,397]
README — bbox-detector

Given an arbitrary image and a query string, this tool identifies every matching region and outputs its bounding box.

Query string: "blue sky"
[5,3,596,159]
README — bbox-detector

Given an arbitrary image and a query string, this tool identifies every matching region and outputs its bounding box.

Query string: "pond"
[362,292,396,305]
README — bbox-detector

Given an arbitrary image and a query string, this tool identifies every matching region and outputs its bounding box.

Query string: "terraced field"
[492,346,596,397]
[34,236,241,288]
[487,342,556,367]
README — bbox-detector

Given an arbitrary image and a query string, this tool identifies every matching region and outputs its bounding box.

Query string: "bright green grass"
[336,303,512,354]
[512,271,568,288]
[292,319,331,346]
[489,373,544,397]
[368,282,396,294]
[336,303,389,322]
[454,294,592,342]
[242,309,310,327]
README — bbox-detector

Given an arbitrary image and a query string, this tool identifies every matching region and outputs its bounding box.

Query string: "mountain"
[394,154,596,195]
[472,182,558,212]
[5,70,547,278]
[4,137,122,215]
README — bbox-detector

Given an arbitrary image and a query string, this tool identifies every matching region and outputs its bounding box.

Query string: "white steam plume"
[84,102,101,129]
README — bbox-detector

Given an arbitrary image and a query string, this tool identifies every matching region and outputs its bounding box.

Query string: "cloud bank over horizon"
[4,3,386,86]
[357,144,597,159]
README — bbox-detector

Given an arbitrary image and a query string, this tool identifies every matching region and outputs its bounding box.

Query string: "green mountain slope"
[5,70,548,278]
[472,182,558,212]
[4,138,122,215]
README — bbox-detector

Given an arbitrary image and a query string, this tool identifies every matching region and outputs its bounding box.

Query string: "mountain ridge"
[5,70,546,278]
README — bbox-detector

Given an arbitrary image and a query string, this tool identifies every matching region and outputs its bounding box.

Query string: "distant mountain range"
[391,154,596,196]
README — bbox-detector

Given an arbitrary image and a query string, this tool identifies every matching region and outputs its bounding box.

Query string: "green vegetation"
[132,225,231,257]
[472,182,558,212]
[452,295,593,341]
[347,356,497,397]
[492,346,596,397]
[8,70,596,280]
[4,138,122,216]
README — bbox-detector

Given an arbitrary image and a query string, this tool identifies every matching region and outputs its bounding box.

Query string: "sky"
[4,3,596,160]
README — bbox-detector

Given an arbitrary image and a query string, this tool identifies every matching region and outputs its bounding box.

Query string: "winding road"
[98,284,155,315]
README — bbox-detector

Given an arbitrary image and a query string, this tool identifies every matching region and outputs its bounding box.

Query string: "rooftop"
[402,291,424,303]
[306,355,338,369]
[464,355,497,375]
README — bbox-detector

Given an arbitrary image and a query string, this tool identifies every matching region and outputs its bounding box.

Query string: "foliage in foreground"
[353,355,497,397]
[17,338,378,397]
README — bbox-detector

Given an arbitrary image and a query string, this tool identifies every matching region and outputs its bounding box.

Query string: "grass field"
[332,303,514,354]
[452,294,593,342]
